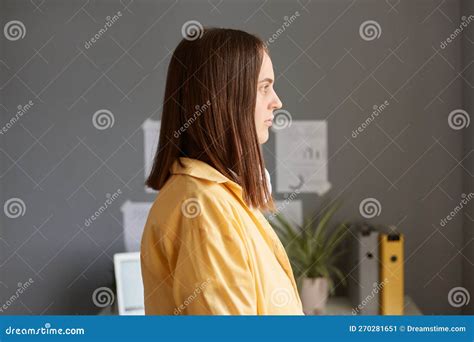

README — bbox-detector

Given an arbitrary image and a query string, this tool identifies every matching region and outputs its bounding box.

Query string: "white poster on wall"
[141,119,160,193]
[120,201,153,252]
[274,120,331,195]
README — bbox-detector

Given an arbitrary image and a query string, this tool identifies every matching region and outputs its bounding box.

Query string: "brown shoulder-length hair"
[146,27,275,212]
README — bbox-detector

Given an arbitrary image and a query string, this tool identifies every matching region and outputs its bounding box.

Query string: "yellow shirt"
[140,157,304,315]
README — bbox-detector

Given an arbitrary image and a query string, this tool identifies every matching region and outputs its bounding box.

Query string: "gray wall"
[462,0,474,315]
[1,0,472,315]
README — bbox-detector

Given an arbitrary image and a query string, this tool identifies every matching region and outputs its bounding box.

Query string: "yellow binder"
[379,232,404,315]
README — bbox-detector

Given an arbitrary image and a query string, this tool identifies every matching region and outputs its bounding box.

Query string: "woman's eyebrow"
[258,78,274,84]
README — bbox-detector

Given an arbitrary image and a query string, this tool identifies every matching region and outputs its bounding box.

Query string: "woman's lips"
[264,120,273,127]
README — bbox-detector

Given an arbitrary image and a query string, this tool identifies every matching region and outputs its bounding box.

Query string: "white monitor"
[113,252,145,315]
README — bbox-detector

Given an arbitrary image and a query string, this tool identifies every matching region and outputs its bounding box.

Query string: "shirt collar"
[169,157,272,202]
[170,157,235,184]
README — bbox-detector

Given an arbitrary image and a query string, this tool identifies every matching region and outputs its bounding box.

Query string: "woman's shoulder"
[159,172,232,204]
[148,173,237,228]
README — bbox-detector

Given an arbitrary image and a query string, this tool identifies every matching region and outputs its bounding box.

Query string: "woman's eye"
[261,85,270,93]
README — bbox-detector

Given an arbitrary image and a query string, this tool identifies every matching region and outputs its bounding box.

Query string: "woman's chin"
[258,131,269,144]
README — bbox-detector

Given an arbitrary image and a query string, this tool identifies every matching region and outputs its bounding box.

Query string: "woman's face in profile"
[255,52,283,144]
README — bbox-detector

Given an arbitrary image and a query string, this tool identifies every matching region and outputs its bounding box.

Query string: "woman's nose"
[271,93,283,110]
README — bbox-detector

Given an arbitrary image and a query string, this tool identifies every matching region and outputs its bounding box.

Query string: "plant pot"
[300,277,329,315]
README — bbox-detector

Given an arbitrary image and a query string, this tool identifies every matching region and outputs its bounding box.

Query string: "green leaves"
[269,199,349,294]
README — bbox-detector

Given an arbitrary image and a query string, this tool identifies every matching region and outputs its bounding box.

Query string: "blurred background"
[0,0,473,315]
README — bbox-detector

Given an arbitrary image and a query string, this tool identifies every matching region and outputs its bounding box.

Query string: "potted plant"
[269,199,349,315]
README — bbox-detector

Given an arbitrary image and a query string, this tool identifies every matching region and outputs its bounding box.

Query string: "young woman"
[140,27,304,315]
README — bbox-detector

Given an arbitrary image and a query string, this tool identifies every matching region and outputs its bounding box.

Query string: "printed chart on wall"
[121,201,153,252]
[142,119,160,193]
[118,119,159,252]
[274,120,331,195]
